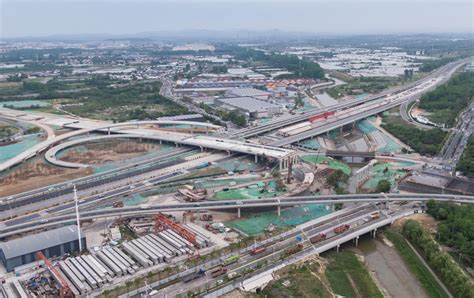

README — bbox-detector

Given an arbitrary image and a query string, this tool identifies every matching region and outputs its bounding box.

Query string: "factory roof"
[227,88,272,97]
[157,114,204,121]
[217,97,280,112]
[0,225,84,259]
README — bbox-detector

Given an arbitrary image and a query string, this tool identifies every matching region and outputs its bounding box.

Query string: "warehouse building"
[225,88,272,101]
[215,96,282,118]
[0,225,86,272]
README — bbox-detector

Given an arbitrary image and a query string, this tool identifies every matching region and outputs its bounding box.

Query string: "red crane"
[36,251,74,298]
[154,213,199,248]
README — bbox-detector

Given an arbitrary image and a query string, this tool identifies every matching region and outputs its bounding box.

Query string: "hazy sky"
[1,0,473,38]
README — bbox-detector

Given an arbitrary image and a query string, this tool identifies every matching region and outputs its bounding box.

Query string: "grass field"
[261,261,332,298]
[385,230,448,298]
[324,251,383,298]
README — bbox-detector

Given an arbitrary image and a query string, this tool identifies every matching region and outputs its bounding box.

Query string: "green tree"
[376,179,391,192]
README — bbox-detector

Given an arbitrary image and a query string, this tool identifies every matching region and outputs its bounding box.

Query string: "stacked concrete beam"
[122,242,152,268]
[96,251,122,277]
[58,261,85,295]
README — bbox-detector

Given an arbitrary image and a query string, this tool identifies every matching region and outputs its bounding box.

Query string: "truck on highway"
[182,268,206,283]
[250,246,267,255]
[210,266,228,278]
[334,224,350,234]
[310,233,326,244]
[223,255,240,265]
[284,243,303,257]
[370,212,381,220]
[194,162,211,169]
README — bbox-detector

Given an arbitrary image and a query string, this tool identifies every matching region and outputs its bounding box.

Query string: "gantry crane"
[154,213,199,248]
[36,251,74,298]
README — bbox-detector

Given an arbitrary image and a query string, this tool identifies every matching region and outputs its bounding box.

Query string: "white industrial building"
[215,96,281,118]
[225,88,272,101]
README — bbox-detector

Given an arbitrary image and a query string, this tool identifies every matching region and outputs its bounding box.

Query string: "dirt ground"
[392,213,438,234]
[62,141,160,165]
[0,159,92,196]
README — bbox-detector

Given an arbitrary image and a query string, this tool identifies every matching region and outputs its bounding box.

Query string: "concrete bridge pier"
[227,150,231,156]
[237,207,241,218]
[255,155,258,163]
[200,146,204,152]
[277,205,281,216]
[336,244,340,253]
[372,228,377,238]
[159,140,162,145]
[175,142,179,147]
[107,128,111,135]
[354,236,359,247]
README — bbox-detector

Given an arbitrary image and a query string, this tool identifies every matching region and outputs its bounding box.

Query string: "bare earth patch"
[0,159,92,196]
[61,140,160,165]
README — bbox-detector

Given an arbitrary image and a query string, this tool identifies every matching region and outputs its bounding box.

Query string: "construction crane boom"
[36,251,74,298]
[154,213,199,248]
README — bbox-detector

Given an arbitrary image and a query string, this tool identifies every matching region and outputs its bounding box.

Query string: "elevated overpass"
[227,59,468,140]
[1,193,472,238]
[0,118,295,171]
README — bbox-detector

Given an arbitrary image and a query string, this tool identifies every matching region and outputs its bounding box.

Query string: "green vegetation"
[419,57,457,73]
[301,155,352,175]
[25,126,41,134]
[201,103,247,126]
[426,201,474,261]
[210,65,228,74]
[261,261,332,297]
[418,72,474,127]
[457,135,474,178]
[327,77,399,99]
[324,251,383,298]
[381,122,447,156]
[327,169,349,193]
[0,126,18,138]
[385,230,448,298]
[376,179,391,192]
[0,76,188,121]
[402,220,474,297]
[235,48,324,79]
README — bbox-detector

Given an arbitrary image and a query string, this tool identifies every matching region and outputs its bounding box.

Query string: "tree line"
[426,201,474,262]
[418,72,474,127]
[402,219,474,297]
[234,48,325,80]
[380,122,447,156]
[457,135,474,178]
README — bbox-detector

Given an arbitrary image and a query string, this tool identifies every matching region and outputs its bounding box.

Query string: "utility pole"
[74,185,82,252]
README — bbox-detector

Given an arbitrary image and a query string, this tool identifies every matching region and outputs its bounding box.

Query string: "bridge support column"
[331,203,335,212]
[255,154,258,163]
[277,205,281,217]
[175,142,179,147]
[340,126,343,134]
[237,207,241,218]
[107,128,111,135]
[227,150,231,156]
[200,146,203,152]
[373,228,377,238]
[355,236,359,247]
[279,159,283,171]
[159,140,162,145]
[336,244,340,253]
